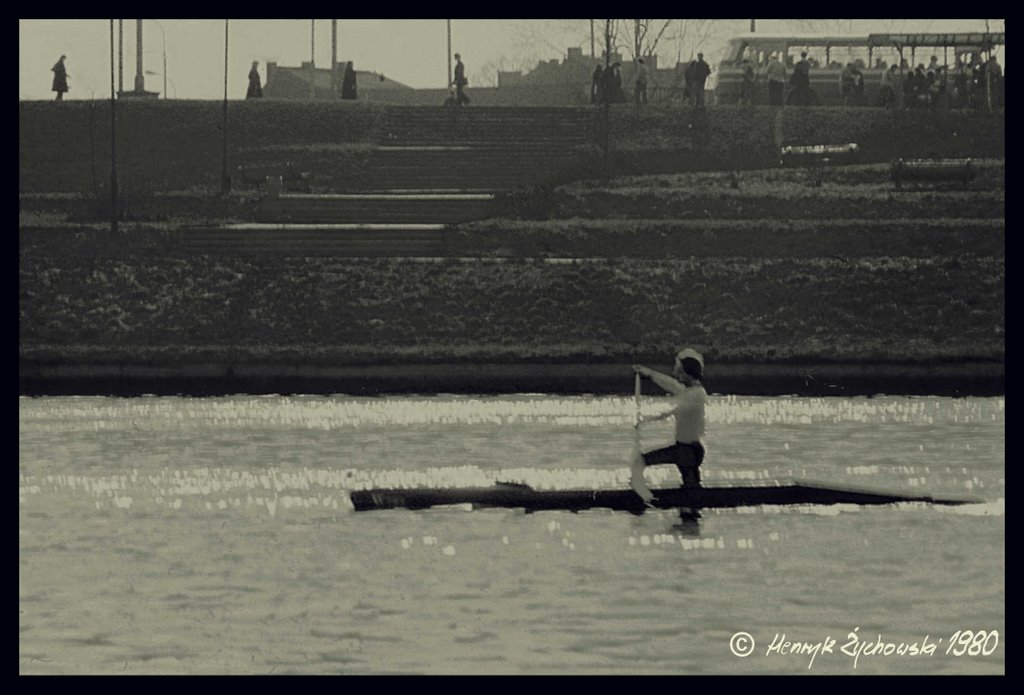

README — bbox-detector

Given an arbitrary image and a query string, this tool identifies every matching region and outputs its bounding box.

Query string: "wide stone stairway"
[211,106,597,256]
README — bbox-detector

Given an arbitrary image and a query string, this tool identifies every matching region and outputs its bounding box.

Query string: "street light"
[152,19,168,98]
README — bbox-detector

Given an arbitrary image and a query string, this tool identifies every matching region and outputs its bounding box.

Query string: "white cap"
[675,348,704,369]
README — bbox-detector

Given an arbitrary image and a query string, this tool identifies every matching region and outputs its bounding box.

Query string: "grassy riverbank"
[19,108,1004,394]
[20,252,1004,367]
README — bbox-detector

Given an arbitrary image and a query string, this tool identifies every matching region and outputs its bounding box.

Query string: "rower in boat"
[633,348,707,489]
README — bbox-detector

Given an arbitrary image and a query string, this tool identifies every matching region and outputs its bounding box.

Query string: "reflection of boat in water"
[350,481,979,513]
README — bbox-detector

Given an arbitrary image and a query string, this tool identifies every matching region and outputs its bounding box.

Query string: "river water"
[19,394,1004,675]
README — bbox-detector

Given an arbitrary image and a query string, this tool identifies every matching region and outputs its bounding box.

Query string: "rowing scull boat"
[349,481,979,513]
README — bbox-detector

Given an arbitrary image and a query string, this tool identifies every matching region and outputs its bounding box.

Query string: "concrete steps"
[357,146,589,191]
[379,108,596,147]
[256,192,496,225]
[180,224,448,256]
[254,106,597,226]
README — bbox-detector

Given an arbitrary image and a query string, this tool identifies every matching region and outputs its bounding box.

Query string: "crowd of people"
[592,52,714,108]
[586,47,1003,111]
[900,55,1004,110]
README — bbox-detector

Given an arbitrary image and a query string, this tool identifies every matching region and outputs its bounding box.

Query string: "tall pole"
[447,20,452,87]
[134,19,145,92]
[602,19,612,179]
[331,19,338,96]
[590,19,595,58]
[750,19,756,32]
[109,20,118,233]
[118,19,123,95]
[310,19,316,99]
[222,19,230,193]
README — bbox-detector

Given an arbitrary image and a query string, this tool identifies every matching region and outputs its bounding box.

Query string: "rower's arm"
[634,365,686,395]
[642,408,675,423]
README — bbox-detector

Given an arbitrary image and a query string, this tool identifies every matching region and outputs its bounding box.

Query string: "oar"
[629,372,656,506]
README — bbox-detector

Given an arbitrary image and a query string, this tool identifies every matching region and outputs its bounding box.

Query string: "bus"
[714,32,1005,106]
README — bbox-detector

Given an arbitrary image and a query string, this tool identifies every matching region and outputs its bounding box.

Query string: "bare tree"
[472,56,519,88]
[603,19,619,67]
[626,19,675,61]
[510,20,592,72]
[668,19,722,64]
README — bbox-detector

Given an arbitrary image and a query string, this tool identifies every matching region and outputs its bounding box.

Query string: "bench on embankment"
[890,158,977,190]
[257,189,496,225]
[233,163,311,193]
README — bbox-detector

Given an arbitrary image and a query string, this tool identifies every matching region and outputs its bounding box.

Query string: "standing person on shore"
[688,53,712,107]
[634,58,649,106]
[765,53,787,106]
[631,348,708,496]
[341,61,358,100]
[788,51,811,105]
[601,62,627,104]
[879,63,898,107]
[51,55,69,101]
[246,61,263,99]
[591,63,604,104]
[739,59,756,105]
[453,53,470,105]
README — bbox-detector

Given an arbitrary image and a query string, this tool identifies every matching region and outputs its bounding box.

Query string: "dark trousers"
[634,82,648,105]
[692,85,706,107]
[768,80,784,106]
[456,84,470,105]
[643,441,705,487]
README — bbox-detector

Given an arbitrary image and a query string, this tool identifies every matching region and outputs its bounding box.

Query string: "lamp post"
[447,20,452,87]
[153,19,167,98]
[310,19,316,100]
[222,19,230,193]
[134,19,145,93]
[109,20,118,233]
[118,19,123,95]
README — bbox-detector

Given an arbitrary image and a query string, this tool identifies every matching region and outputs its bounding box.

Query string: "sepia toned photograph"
[19,18,1004,675]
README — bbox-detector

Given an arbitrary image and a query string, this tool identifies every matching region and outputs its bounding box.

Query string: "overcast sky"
[19,19,1003,101]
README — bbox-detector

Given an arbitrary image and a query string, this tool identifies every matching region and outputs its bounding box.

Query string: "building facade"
[262,48,691,106]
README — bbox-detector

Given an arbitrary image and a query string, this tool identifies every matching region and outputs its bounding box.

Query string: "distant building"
[263,61,414,100]
[495,47,688,104]
[262,48,689,106]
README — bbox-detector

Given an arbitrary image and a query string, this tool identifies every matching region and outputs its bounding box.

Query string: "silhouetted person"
[601,62,627,104]
[688,53,711,107]
[246,61,263,99]
[739,59,755,105]
[51,55,68,101]
[634,58,649,106]
[453,53,470,105]
[788,51,811,105]
[765,54,787,106]
[591,63,603,104]
[879,64,899,107]
[341,61,358,100]
[840,62,856,105]
[984,55,1003,109]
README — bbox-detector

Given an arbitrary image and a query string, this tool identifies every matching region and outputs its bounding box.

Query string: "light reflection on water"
[20,395,1004,675]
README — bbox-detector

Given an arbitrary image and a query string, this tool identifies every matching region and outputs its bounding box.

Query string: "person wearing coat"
[341,61,358,99]
[246,61,263,99]
[51,55,69,101]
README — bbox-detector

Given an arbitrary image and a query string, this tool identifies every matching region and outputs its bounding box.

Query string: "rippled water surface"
[19,395,1004,674]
